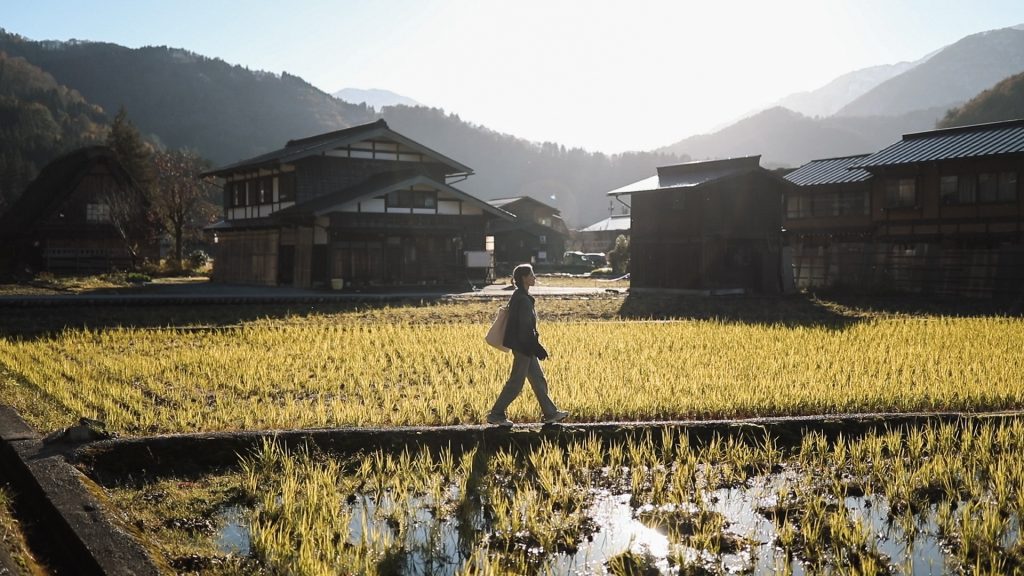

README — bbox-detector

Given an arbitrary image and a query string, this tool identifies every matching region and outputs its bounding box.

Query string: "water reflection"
[215,472,1001,574]
[215,505,250,556]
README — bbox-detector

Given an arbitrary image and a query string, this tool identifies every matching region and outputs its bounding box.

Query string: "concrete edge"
[0,405,161,576]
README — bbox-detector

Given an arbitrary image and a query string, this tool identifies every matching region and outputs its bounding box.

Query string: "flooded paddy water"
[210,471,962,574]
[103,416,1024,575]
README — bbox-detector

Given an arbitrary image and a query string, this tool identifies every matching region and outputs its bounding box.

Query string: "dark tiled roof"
[203,119,472,177]
[608,156,763,195]
[784,155,873,186]
[856,119,1024,168]
[272,168,513,222]
[486,195,560,213]
[487,197,520,208]
[0,146,136,237]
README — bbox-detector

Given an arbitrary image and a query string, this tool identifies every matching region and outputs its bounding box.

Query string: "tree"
[103,107,156,267]
[607,234,630,275]
[152,148,219,266]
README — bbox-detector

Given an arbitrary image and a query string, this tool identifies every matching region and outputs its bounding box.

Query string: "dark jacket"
[502,288,541,356]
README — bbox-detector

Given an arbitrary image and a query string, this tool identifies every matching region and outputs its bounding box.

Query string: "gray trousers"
[489,351,559,418]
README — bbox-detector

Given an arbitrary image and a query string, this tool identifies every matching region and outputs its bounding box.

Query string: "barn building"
[609,156,788,294]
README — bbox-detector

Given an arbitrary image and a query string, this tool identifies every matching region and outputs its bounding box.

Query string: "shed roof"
[486,195,560,214]
[784,155,873,187]
[855,119,1024,169]
[608,156,763,195]
[578,215,631,233]
[203,119,473,177]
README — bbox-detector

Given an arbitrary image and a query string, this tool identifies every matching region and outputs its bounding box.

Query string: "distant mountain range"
[2,23,1024,226]
[772,61,921,119]
[659,25,1024,166]
[333,88,421,110]
[836,26,1024,117]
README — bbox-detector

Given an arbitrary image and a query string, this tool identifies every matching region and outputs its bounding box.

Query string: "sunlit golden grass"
[1,302,1022,435]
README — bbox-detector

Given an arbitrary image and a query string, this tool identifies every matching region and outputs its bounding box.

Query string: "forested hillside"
[0,30,378,165]
[0,51,108,212]
[0,30,682,226]
[939,72,1024,128]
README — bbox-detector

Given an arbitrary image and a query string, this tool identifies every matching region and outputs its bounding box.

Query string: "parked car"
[562,251,607,268]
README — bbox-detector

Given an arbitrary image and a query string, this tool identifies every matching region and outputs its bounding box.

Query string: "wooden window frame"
[385,189,438,209]
[885,177,916,208]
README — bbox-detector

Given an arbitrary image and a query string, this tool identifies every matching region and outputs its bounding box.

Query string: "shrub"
[607,235,630,274]
[188,250,210,269]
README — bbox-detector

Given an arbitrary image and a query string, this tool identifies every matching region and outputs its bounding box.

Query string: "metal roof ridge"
[903,118,1024,140]
[802,153,872,163]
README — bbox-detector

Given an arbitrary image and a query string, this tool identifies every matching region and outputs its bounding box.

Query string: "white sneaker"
[486,414,514,427]
[543,410,569,424]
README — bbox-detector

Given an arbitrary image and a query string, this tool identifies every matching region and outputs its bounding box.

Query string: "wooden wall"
[789,242,1024,298]
[630,171,785,293]
[212,229,279,285]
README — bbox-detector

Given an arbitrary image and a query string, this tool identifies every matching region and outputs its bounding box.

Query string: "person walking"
[486,263,569,426]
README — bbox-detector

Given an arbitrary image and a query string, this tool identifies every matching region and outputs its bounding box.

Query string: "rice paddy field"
[0,295,1022,435]
[2,293,1024,574]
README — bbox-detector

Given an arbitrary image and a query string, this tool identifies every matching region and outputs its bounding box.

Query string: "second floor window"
[885,178,916,208]
[785,194,811,219]
[386,189,437,209]
[941,175,976,204]
[86,203,111,223]
[278,173,296,202]
[979,171,1018,203]
[230,182,243,207]
[940,171,1017,204]
[837,190,868,216]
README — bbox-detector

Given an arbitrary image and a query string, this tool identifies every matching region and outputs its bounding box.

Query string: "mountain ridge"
[836,26,1024,117]
[334,88,421,110]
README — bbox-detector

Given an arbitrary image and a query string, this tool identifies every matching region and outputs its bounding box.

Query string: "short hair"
[512,263,534,288]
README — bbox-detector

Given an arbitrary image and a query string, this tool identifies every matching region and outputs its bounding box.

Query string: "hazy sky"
[5,0,1024,153]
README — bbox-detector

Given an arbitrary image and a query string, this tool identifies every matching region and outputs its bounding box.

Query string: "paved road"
[0,279,627,306]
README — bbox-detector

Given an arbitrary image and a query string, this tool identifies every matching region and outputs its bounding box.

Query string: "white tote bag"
[484,306,510,352]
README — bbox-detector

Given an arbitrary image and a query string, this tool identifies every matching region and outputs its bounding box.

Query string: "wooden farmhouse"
[784,119,1024,297]
[576,214,631,253]
[0,146,153,275]
[203,120,513,288]
[485,196,569,272]
[609,156,787,294]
